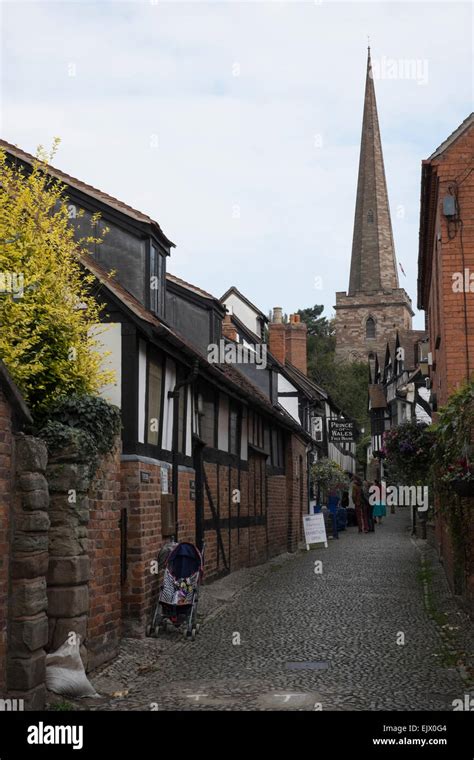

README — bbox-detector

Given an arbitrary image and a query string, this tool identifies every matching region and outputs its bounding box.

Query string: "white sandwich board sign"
[303,513,328,550]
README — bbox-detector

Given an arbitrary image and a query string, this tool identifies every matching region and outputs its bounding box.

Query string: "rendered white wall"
[90,323,122,409]
[162,359,176,451]
[223,292,261,337]
[277,373,299,421]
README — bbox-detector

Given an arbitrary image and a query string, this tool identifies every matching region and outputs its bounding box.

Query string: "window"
[367,209,374,223]
[248,410,264,449]
[200,384,217,448]
[366,317,376,339]
[270,427,285,469]
[149,244,165,316]
[146,355,163,446]
[229,402,239,456]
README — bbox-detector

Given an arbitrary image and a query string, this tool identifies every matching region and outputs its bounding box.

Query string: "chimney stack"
[272,306,283,324]
[222,313,238,342]
[268,309,307,375]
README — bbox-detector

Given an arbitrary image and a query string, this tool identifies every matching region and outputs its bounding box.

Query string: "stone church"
[334,48,414,363]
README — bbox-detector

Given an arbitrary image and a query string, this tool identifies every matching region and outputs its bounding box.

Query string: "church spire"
[348,47,399,295]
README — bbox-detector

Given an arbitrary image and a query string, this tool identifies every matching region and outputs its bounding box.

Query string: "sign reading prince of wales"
[328,419,355,443]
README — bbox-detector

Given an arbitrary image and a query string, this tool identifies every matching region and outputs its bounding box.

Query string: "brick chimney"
[222,313,238,342]
[268,308,307,375]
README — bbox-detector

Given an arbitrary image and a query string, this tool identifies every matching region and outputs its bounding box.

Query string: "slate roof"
[0,139,175,247]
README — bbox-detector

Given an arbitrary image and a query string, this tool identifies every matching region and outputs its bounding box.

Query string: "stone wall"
[334,288,413,363]
[0,387,13,698]
[46,443,91,668]
[7,434,49,710]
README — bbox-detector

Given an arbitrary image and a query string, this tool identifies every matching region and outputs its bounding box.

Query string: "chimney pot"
[273,307,283,324]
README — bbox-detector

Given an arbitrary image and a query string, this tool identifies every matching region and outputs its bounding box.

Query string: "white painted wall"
[277,373,299,421]
[223,292,261,337]
[162,358,176,451]
[186,386,192,457]
[90,323,122,409]
[138,339,147,443]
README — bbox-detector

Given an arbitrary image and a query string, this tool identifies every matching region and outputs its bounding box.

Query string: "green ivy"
[431,381,474,486]
[37,393,121,465]
[39,420,97,462]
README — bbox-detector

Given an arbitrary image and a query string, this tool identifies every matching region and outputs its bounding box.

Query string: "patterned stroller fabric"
[158,542,202,606]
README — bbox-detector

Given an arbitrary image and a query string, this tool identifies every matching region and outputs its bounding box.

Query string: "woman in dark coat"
[351,475,367,533]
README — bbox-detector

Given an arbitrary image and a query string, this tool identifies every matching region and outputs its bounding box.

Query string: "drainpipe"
[168,360,199,539]
[305,443,313,515]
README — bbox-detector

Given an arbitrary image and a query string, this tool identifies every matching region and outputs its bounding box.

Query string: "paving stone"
[64,511,473,712]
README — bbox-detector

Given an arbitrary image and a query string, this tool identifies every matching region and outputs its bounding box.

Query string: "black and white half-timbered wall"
[1,140,353,638]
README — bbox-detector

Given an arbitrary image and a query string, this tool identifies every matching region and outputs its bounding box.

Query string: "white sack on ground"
[46,638,99,698]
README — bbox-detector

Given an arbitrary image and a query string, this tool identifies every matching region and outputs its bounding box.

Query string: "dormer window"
[149,244,165,317]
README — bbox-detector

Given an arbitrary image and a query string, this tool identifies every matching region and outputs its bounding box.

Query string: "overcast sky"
[1,1,472,329]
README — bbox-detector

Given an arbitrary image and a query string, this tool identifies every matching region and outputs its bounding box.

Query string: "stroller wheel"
[195,623,200,633]
[191,628,196,641]
[146,624,154,637]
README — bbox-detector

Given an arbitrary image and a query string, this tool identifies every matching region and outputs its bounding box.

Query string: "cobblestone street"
[72,510,472,712]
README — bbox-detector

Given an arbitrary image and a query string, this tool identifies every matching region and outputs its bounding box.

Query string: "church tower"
[334,48,413,362]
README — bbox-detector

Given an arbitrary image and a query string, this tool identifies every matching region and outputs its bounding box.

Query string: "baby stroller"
[147,542,204,640]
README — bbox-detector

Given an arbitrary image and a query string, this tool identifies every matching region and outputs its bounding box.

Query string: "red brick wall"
[423,123,474,614]
[433,498,474,614]
[87,445,123,670]
[0,388,13,695]
[427,124,474,407]
[267,475,289,557]
[120,459,162,635]
[285,435,307,552]
[176,468,196,545]
[268,318,308,376]
[201,436,307,580]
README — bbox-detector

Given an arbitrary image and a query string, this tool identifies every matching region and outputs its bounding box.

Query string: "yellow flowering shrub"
[0,140,114,414]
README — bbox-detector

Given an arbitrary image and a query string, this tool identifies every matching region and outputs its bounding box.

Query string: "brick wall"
[432,497,474,615]
[176,468,196,545]
[422,121,474,616]
[120,459,162,636]
[268,315,307,375]
[425,123,474,407]
[201,435,307,580]
[87,444,122,670]
[0,388,13,696]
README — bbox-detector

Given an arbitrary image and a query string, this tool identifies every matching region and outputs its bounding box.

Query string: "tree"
[0,141,113,415]
[297,305,369,430]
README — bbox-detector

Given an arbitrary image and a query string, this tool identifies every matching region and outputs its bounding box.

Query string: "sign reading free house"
[328,419,355,443]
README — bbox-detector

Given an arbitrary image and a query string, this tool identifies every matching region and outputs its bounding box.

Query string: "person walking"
[351,475,368,533]
[327,486,340,539]
[372,478,386,525]
[362,479,375,532]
